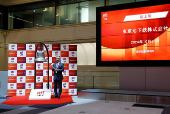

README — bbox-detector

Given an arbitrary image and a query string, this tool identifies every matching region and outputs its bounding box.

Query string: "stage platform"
[78,89,170,105]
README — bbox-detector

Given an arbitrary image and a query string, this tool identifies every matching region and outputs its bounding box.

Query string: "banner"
[7,44,77,96]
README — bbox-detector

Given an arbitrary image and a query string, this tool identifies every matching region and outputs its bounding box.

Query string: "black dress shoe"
[52,95,58,98]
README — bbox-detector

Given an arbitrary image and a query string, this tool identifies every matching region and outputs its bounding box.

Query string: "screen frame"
[96,0,170,67]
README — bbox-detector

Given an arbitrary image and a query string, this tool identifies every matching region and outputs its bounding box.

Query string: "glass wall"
[7,0,151,30]
[8,7,55,29]
[59,3,78,25]
[80,0,104,23]
[0,12,2,29]
[9,10,33,29]
[34,7,55,27]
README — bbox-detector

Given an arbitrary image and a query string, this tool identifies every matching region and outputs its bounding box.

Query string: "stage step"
[78,89,170,105]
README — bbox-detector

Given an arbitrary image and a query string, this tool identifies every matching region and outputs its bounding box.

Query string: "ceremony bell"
[34,51,47,62]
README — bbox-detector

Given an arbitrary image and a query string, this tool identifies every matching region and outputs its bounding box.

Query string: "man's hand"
[50,64,54,68]
[55,69,58,71]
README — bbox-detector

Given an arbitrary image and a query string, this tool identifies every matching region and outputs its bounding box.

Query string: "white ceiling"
[0,0,45,6]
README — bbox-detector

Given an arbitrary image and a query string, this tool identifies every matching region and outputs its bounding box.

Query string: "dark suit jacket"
[52,62,64,80]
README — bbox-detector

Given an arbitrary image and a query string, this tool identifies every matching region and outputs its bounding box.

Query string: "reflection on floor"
[0,96,169,114]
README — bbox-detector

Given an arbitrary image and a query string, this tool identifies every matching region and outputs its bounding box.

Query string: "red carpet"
[2,94,73,105]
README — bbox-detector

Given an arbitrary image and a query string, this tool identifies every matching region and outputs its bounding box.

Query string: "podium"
[29,89,51,100]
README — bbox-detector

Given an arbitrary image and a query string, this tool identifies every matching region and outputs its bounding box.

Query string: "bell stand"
[34,42,49,89]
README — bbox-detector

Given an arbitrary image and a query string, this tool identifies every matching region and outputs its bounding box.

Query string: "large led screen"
[96,1,170,66]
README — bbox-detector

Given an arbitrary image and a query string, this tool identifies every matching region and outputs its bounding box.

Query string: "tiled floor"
[40,98,164,114]
[0,96,167,114]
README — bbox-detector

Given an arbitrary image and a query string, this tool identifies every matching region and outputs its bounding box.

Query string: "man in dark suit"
[51,56,64,99]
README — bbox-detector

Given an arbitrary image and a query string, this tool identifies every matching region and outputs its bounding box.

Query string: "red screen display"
[101,3,170,61]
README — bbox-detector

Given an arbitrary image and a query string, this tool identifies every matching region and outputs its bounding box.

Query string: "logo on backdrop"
[38,64,41,69]
[71,64,75,69]
[19,90,22,95]
[20,77,23,82]
[11,71,14,76]
[11,45,15,50]
[46,84,48,89]
[29,45,32,50]
[46,83,51,89]
[29,71,32,75]
[72,77,75,81]
[63,83,66,88]
[11,58,14,63]
[63,58,66,63]
[63,45,66,50]
[20,64,23,69]
[29,58,32,62]
[37,91,45,96]
[71,89,74,93]
[46,45,49,50]
[10,84,14,88]
[71,52,75,57]
[28,84,32,88]
[55,51,58,56]
[103,13,108,20]
[20,51,23,56]
[46,71,48,75]
[37,77,40,82]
